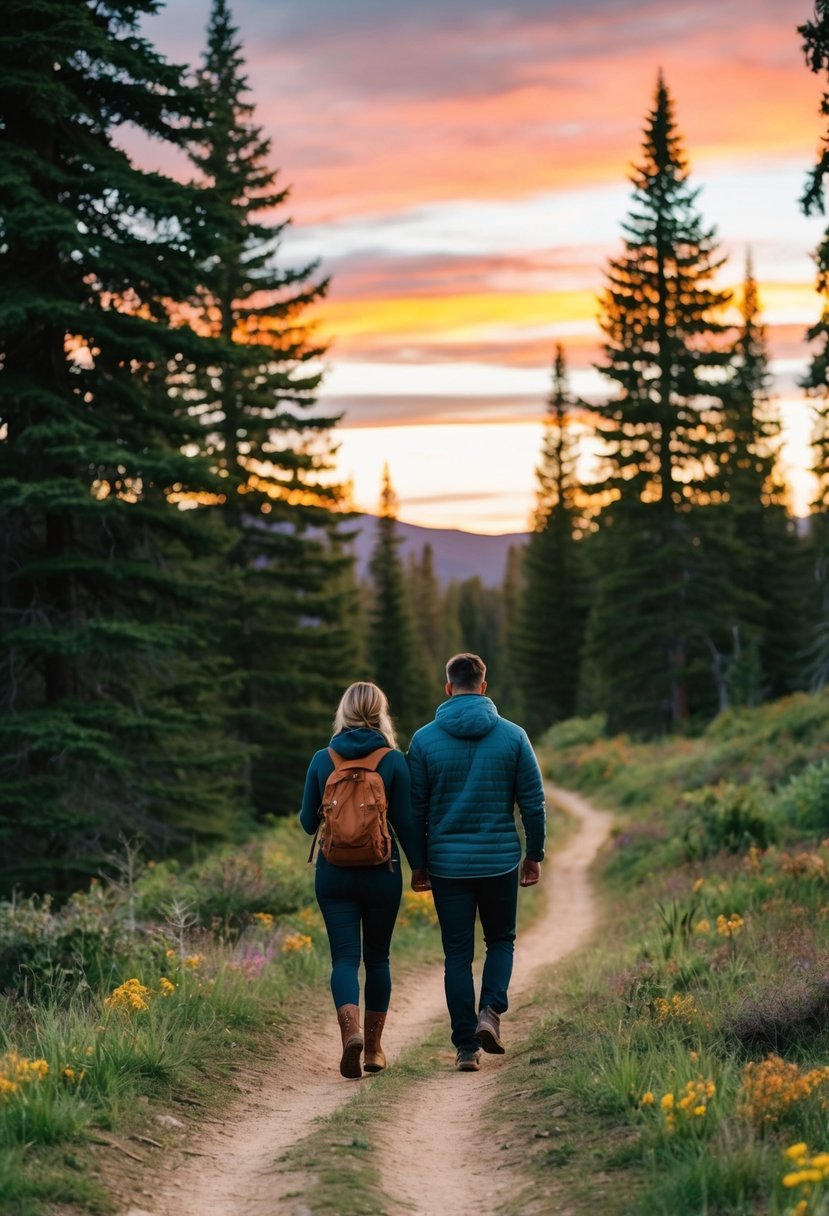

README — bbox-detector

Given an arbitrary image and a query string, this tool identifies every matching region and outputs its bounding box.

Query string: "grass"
[491,689,829,1215]
[0,819,444,1216]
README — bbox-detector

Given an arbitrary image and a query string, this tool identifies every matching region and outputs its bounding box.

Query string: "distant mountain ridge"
[347,514,528,587]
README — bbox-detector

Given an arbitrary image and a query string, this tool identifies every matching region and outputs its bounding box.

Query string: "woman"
[300,681,424,1078]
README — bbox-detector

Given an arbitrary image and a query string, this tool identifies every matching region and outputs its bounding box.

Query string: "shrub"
[541,714,607,750]
[726,976,829,1053]
[773,761,829,836]
[0,886,145,998]
[136,839,308,932]
[681,783,777,860]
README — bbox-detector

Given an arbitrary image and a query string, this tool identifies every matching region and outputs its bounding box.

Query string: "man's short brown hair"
[446,652,486,691]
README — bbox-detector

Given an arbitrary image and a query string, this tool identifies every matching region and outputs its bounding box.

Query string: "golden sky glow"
[138,0,827,533]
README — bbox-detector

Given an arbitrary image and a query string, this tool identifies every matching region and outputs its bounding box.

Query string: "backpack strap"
[327,746,391,770]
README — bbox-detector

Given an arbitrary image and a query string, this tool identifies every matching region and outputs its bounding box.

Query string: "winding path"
[126,789,611,1216]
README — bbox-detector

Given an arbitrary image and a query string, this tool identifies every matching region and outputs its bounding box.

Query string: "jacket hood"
[329,727,391,758]
[434,695,499,740]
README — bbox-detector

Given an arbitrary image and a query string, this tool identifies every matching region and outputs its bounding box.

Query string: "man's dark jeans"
[430,867,519,1051]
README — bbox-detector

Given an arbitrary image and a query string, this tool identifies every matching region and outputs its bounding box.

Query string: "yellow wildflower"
[281,933,313,954]
[653,994,698,1025]
[692,877,705,893]
[660,1092,675,1110]
[693,919,711,935]
[0,1050,50,1101]
[784,1168,823,1186]
[716,913,744,937]
[104,978,151,1012]
[253,912,275,929]
[640,1091,654,1106]
[184,954,205,969]
[165,948,176,958]
[159,976,175,996]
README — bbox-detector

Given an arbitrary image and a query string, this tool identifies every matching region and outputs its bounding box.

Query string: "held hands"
[411,868,431,892]
[520,858,541,887]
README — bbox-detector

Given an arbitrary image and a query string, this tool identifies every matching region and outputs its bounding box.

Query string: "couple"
[300,652,547,1077]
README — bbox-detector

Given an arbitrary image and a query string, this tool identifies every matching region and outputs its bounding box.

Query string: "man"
[408,652,546,1072]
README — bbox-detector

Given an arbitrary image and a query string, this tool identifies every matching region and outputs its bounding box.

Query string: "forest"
[1,0,828,897]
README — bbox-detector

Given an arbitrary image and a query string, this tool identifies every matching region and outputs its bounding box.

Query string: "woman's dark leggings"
[315,855,402,1012]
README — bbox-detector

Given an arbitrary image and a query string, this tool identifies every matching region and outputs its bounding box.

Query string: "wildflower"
[653,994,698,1025]
[783,1168,823,1186]
[165,948,176,959]
[744,846,763,875]
[716,913,744,937]
[281,933,313,954]
[740,1057,829,1126]
[184,954,205,969]
[159,977,175,996]
[694,919,711,935]
[104,978,152,1012]
[253,912,275,929]
[398,890,439,928]
[660,1093,675,1110]
[689,1051,699,1063]
[692,878,705,893]
[640,1091,654,1106]
[0,1051,50,1101]
[786,1144,809,1161]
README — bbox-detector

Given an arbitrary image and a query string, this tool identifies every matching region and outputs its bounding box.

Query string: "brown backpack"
[308,747,393,868]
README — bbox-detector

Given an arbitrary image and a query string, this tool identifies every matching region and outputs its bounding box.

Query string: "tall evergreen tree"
[0,0,244,891]
[188,0,358,811]
[408,544,445,707]
[800,1,829,689]
[583,74,732,733]
[513,346,589,737]
[712,258,803,703]
[499,543,526,722]
[367,468,421,738]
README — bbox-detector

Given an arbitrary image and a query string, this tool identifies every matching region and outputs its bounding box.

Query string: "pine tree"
[409,544,445,707]
[799,1,829,689]
[367,468,421,739]
[188,0,358,810]
[499,543,526,722]
[712,258,803,703]
[0,0,244,891]
[513,346,589,737]
[583,74,732,733]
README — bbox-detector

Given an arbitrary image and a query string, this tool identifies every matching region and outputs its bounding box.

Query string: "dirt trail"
[377,788,612,1216]
[126,789,610,1216]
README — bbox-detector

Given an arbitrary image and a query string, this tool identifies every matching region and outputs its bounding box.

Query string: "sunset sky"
[139,0,826,533]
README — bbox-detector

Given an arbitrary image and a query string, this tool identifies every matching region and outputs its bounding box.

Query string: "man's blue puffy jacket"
[407,694,546,879]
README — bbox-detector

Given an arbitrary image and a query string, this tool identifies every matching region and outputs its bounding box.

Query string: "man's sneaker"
[475,1006,505,1054]
[455,1047,482,1072]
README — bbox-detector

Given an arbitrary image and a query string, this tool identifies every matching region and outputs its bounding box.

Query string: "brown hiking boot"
[363,1011,387,1073]
[475,1006,505,1054]
[455,1047,482,1071]
[336,1004,364,1079]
